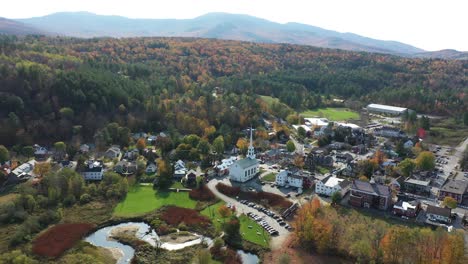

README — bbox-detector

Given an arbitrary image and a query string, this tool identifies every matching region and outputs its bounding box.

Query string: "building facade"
[230,128,259,182]
[315,175,350,197]
[349,180,392,210]
[438,180,468,204]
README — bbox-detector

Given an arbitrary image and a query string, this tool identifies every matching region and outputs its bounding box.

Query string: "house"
[438,179,468,204]
[123,149,139,161]
[275,169,313,189]
[335,153,353,163]
[184,169,198,186]
[305,150,334,170]
[174,160,186,171]
[392,200,420,217]
[81,160,104,181]
[147,135,158,145]
[132,132,148,141]
[230,129,259,183]
[352,144,367,154]
[403,178,431,195]
[349,180,393,210]
[11,160,36,180]
[403,140,414,149]
[426,205,451,224]
[146,163,157,174]
[216,156,237,175]
[59,160,74,169]
[79,144,90,153]
[114,160,138,175]
[373,126,406,138]
[315,175,351,197]
[174,168,187,179]
[34,145,48,161]
[105,146,121,159]
[341,161,358,177]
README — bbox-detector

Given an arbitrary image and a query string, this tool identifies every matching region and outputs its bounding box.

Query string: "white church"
[229,128,259,182]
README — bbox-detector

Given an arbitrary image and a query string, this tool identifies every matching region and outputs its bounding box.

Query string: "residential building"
[79,144,90,153]
[11,160,36,180]
[335,153,353,163]
[146,163,157,174]
[392,200,420,217]
[426,205,451,224]
[315,175,350,197]
[230,128,259,182]
[403,178,431,195]
[275,169,312,189]
[123,149,139,161]
[403,140,414,149]
[81,160,104,181]
[114,160,138,175]
[349,180,393,210]
[305,150,334,170]
[105,146,121,159]
[366,103,408,116]
[34,145,48,161]
[174,160,186,171]
[373,126,406,138]
[438,179,468,204]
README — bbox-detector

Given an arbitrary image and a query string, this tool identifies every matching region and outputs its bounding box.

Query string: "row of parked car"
[240,200,292,230]
[247,212,279,236]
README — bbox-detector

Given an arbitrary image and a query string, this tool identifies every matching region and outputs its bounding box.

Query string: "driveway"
[206,178,291,250]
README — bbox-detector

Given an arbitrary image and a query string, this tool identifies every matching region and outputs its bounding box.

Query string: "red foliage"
[160,206,210,227]
[32,223,95,258]
[189,184,215,201]
[215,182,240,196]
[245,191,293,210]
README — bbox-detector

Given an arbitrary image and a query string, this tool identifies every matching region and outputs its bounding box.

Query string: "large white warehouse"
[367,104,408,115]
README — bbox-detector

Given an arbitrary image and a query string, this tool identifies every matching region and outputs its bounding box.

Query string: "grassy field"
[201,201,270,248]
[239,215,270,248]
[0,193,18,204]
[425,118,468,146]
[300,107,359,121]
[113,185,197,217]
[262,173,277,182]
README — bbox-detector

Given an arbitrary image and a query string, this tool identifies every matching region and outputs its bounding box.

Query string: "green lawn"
[300,107,359,121]
[262,172,277,182]
[201,202,270,248]
[316,166,330,175]
[114,185,197,216]
[239,215,270,248]
[424,118,468,146]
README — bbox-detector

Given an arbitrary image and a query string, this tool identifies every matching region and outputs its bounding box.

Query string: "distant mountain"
[0,17,45,35]
[15,12,426,55]
[413,49,468,60]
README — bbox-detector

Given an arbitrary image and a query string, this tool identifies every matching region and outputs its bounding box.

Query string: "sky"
[1,0,467,51]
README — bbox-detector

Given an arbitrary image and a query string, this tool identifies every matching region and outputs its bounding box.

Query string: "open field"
[114,185,197,216]
[201,201,270,247]
[425,118,468,146]
[62,201,116,224]
[239,214,270,248]
[0,193,18,204]
[32,223,95,258]
[300,107,359,121]
[60,241,117,264]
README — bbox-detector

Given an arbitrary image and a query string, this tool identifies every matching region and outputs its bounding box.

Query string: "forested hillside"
[0,35,466,147]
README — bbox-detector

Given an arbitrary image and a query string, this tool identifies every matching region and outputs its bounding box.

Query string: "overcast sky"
[2,0,467,51]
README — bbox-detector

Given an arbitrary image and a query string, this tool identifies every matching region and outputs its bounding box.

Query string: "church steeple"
[247,127,255,159]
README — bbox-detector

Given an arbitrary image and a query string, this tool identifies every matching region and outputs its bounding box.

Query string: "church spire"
[247,127,255,159]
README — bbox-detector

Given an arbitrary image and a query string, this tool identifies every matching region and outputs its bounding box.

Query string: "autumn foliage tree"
[136,137,146,152]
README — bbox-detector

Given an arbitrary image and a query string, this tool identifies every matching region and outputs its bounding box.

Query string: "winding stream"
[84,222,214,264]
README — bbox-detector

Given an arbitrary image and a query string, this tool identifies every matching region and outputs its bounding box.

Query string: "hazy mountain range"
[1,12,467,59]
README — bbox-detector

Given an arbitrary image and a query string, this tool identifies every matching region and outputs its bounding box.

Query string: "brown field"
[160,206,210,227]
[189,185,215,201]
[244,191,293,211]
[32,223,95,258]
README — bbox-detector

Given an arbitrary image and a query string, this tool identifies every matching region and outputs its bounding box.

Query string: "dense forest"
[0,35,466,147]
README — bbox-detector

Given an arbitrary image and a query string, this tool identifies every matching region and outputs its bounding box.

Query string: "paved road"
[206,177,290,250]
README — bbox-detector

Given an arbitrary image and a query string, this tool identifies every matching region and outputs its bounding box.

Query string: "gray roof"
[235,158,259,169]
[352,180,390,197]
[440,180,468,195]
[404,178,431,187]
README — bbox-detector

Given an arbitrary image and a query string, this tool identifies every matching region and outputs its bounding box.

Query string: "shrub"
[189,185,215,201]
[215,183,240,197]
[160,206,210,227]
[79,193,92,204]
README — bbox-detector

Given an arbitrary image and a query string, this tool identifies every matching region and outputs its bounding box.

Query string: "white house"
[175,160,186,171]
[105,146,121,159]
[81,160,104,181]
[80,144,90,153]
[230,128,259,182]
[216,156,237,174]
[275,170,302,188]
[146,163,157,174]
[11,160,36,180]
[315,175,350,197]
[403,140,414,149]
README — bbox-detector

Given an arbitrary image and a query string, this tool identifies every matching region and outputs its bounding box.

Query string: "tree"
[59,107,74,120]
[33,162,51,177]
[212,136,224,156]
[331,192,342,205]
[415,151,435,171]
[196,139,211,156]
[21,146,34,158]
[0,250,39,264]
[196,249,211,264]
[0,145,9,163]
[223,217,242,247]
[443,197,457,209]
[286,140,296,152]
[136,137,146,152]
[419,116,430,130]
[398,158,416,177]
[297,126,306,139]
[236,138,248,155]
[218,205,231,223]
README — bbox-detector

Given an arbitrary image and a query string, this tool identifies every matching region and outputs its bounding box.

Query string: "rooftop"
[352,180,391,197]
[440,180,468,195]
[426,205,451,218]
[367,103,408,112]
[235,157,259,169]
[404,178,431,187]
